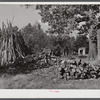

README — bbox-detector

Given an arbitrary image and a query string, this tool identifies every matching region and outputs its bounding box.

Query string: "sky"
[0,4,91,37]
[0,5,49,31]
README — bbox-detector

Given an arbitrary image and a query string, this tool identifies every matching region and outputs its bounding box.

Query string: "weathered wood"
[0,22,28,65]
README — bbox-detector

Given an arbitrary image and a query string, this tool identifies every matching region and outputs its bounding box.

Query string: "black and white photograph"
[0,3,100,90]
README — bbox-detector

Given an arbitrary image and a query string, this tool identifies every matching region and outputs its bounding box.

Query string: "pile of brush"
[1,53,55,75]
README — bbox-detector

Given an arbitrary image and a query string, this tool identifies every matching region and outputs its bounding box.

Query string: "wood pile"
[0,22,28,66]
[59,59,100,80]
[0,53,56,75]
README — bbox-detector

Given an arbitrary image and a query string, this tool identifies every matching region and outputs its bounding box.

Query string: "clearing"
[0,62,100,89]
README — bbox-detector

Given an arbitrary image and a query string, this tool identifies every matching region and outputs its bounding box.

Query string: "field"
[0,56,100,89]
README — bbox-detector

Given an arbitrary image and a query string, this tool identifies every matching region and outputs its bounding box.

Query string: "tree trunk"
[97,29,100,60]
[88,26,97,60]
[88,37,97,60]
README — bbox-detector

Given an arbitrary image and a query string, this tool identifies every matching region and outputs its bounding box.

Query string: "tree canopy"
[36,5,100,60]
[74,35,89,53]
[36,5,100,36]
[20,23,49,53]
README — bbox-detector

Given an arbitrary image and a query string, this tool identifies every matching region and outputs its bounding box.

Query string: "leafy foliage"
[36,5,100,41]
[74,35,89,53]
[20,23,49,53]
[49,34,76,56]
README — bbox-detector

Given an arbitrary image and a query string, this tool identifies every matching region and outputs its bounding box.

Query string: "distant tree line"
[18,22,89,56]
[0,21,89,57]
[49,34,89,57]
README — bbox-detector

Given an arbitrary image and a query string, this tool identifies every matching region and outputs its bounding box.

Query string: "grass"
[0,56,100,89]
[0,64,100,89]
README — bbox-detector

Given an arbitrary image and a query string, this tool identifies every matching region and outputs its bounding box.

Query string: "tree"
[49,34,75,56]
[74,35,89,54]
[53,44,62,57]
[36,5,100,60]
[20,23,49,53]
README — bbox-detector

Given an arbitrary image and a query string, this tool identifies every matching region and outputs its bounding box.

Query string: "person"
[78,59,82,66]
[59,67,65,79]
[73,61,77,66]
[45,53,49,64]
[48,52,53,64]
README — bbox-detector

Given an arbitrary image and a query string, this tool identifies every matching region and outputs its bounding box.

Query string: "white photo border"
[0,2,99,98]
